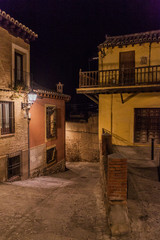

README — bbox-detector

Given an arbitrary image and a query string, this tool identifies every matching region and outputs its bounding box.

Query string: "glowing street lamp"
[28,90,37,104]
[21,90,37,178]
[21,90,37,109]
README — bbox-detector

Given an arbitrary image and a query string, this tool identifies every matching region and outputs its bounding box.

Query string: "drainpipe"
[111,94,113,135]
[149,42,151,67]
[27,109,31,178]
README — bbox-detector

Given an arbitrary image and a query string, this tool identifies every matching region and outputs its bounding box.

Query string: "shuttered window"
[134,108,160,143]
[0,102,15,135]
[46,106,56,139]
[15,52,23,88]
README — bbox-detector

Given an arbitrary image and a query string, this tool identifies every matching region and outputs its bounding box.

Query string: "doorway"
[119,51,135,85]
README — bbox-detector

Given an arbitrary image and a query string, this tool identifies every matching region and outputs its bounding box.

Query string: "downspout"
[27,109,31,178]
[64,102,66,170]
[111,94,113,135]
[149,42,151,67]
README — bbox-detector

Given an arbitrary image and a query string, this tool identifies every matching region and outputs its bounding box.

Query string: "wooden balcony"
[78,65,160,94]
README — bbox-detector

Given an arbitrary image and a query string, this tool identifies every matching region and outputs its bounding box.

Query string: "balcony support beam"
[120,93,139,104]
[84,94,99,104]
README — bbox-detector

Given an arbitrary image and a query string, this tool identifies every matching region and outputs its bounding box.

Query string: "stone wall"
[30,143,46,176]
[0,27,30,89]
[0,26,30,182]
[66,114,99,162]
[0,91,28,181]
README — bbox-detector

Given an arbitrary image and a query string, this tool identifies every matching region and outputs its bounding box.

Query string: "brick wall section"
[66,114,99,162]
[107,158,127,201]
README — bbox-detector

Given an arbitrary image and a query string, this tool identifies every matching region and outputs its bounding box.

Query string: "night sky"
[0,0,160,103]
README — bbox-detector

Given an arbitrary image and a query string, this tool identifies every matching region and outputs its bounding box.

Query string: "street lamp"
[28,90,37,104]
[21,90,37,178]
[21,90,37,110]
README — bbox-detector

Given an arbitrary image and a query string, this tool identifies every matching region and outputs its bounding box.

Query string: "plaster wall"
[99,92,160,146]
[29,97,66,173]
[99,42,160,71]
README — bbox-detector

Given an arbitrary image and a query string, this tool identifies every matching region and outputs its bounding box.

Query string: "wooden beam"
[84,94,99,104]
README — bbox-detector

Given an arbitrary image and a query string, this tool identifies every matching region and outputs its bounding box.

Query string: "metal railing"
[79,65,160,88]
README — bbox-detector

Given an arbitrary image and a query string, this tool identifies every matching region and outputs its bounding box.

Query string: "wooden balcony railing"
[79,65,160,88]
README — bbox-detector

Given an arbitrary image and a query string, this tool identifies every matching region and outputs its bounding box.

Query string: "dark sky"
[0,0,160,102]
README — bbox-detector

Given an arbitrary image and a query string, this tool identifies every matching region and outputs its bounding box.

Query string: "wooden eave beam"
[84,94,99,104]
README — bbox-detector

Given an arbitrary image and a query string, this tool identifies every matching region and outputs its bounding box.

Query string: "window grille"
[8,155,21,179]
[134,108,160,143]
[46,147,56,164]
[46,106,56,139]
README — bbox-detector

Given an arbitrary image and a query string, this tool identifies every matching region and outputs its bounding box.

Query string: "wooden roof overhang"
[77,85,160,104]
[0,9,38,43]
[98,30,160,50]
[35,89,71,102]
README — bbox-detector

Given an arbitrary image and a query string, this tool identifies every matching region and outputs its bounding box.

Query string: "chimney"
[56,82,64,93]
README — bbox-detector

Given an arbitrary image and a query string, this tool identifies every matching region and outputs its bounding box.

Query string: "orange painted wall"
[29,97,65,162]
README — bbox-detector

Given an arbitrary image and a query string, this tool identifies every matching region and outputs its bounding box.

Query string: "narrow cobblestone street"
[0,162,110,240]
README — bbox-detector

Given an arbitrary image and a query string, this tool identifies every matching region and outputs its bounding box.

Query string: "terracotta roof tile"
[0,9,38,43]
[99,30,160,49]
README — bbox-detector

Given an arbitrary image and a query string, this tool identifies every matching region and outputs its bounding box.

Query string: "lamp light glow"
[21,90,37,110]
[28,91,37,104]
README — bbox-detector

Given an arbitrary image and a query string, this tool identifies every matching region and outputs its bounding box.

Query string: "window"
[12,44,30,89]
[46,106,56,139]
[8,155,21,179]
[46,146,56,164]
[15,52,23,88]
[134,108,160,143]
[0,102,15,135]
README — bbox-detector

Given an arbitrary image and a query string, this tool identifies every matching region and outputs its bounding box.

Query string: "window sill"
[0,133,15,139]
[46,137,57,142]
[47,160,57,166]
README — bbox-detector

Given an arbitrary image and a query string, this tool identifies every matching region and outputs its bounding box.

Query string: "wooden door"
[119,51,135,85]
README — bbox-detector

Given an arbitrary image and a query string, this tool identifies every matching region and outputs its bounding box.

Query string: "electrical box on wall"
[140,56,147,65]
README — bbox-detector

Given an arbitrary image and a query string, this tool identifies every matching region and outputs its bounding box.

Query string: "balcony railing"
[79,65,160,88]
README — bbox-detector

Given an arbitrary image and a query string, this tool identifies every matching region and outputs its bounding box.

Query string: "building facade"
[29,88,70,177]
[0,10,37,181]
[77,30,160,150]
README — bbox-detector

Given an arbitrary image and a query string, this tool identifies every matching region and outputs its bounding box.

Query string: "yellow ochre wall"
[99,92,160,146]
[99,42,160,70]
[98,42,160,146]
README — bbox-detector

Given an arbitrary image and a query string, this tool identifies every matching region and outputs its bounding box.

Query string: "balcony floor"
[77,84,160,94]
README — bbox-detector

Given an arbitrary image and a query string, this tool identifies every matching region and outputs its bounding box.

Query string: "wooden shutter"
[9,102,15,133]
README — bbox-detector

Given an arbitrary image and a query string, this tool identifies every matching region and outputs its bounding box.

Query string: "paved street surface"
[0,162,110,240]
[127,161,160,240]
